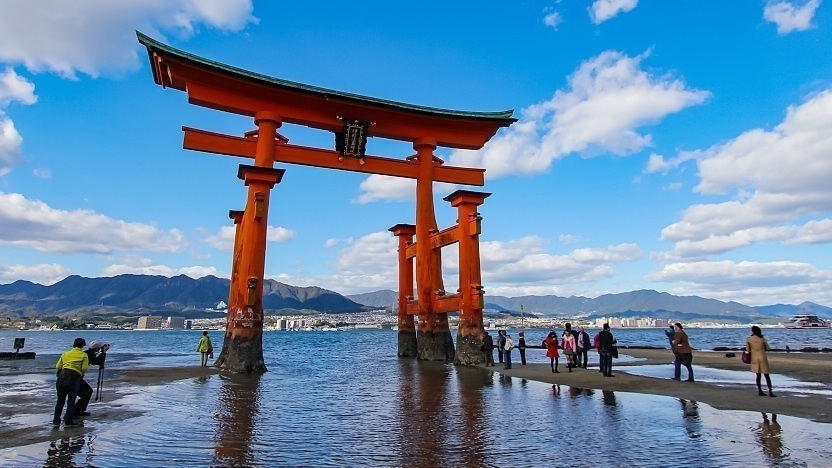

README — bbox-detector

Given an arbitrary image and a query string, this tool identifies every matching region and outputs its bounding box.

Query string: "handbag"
[741,351,750,364]
[611,346,619,359]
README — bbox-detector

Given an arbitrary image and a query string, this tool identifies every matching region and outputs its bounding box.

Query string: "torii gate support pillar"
[390,224,417,357]
[447,190,490,366]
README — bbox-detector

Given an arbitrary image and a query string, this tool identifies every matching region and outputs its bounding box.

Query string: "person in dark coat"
[75,341,109,416]
[576,326,591,368]
[518,332,527,365]
[598,324,617,377]
[497,330,506,364]
[481,331,495,367]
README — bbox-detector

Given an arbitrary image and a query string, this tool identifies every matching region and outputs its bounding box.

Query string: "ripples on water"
[1,330,831,466]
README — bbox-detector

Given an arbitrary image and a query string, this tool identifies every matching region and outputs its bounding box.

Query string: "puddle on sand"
[618,364,832,396]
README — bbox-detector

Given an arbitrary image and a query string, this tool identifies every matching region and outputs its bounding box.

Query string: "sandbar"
[493,348,832,423]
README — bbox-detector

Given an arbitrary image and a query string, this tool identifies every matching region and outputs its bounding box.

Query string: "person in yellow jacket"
[197,331,213,367]
[54,338,90,426]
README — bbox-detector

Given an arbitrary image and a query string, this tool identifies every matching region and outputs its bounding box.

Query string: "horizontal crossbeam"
[405,294,461,315]
[182,127,485,186]
[404,218,481,259]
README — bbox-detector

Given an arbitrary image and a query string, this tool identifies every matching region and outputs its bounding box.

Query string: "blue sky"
[1,0,831,306]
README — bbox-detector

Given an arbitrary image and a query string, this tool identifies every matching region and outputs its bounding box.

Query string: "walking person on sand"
[54,338,90,426]
[481,331,495,367]
[543,331,560,373]
[197,331,213,367]
[671,323,694,382]
[747,326,776,397]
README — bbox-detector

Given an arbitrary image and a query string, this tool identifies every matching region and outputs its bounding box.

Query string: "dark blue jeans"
[674,353,694,380]
[54,370,82,424]
[600,351,613,376]
[504,349,512,369]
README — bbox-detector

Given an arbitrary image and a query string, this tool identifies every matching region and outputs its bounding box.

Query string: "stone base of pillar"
[417,330,455,362]
[214,333,268,373]
[454,334,485,366]
[398,330,418,357]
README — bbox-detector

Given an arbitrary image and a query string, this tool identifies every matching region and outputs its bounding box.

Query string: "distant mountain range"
[1,275,829,323]
[346,288,832,323]
[0,274,365,318]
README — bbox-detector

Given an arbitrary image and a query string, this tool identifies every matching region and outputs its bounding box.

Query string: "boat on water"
[783,315,831,329]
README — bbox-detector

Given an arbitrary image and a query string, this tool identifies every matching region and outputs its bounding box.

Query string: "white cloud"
[0,67,35,106]
[324,238,339,249]
[267,226,296,243]
[764,0,822,35]
[0,192,186,254]
[543,10,564,30]
[0,68,36,176]
[33,168,51,179]
[0,0,257,78]
[590,0,638,24]
[646,260,832,305]
[450,50,710,179]
[204,224,295,251]
[103,255,219,278]
[271,231,399,294]
[661,90,832,257]
[0,262,70,285]
[558,234,585,244]
[0,118,24,177]
[663,182,683,191]
[479,237,642,285]
[355,175,414,204]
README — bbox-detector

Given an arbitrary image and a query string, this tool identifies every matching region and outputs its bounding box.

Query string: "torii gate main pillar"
[215,112,284,374]
[414,138,454,362]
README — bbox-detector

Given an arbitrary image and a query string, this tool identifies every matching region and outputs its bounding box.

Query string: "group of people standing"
[542,323,594,373]
[484,323,621,376]
[481,330,526,370]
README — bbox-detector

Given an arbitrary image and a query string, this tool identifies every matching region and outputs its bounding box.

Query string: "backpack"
[504,337,514,351]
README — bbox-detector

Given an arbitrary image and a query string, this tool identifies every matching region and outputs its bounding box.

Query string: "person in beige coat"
[746,326,775,397]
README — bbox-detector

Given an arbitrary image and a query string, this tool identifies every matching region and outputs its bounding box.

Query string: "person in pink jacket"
[561,330,577,372]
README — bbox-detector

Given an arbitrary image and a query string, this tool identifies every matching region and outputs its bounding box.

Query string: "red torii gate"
[138,32,515,372]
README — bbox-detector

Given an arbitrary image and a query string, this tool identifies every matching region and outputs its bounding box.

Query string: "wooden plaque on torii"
[138,32,516,371]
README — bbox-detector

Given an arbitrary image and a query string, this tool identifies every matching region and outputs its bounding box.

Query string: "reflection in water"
[213,374,262,467]
[395,360,450,465]
[568,387,595,398]
[756,413,789,463]
[679,399,702,440]
[44,436,86,467]
[456,366,490,465]
[602,390,617,407]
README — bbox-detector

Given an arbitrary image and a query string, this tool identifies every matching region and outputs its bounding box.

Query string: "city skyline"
[0,1,831,307]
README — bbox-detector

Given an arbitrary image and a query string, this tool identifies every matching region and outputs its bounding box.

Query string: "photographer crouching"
[74,341,109,417]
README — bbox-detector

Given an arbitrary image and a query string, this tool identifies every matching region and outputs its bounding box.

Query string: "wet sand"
[495,349,832,423]
[0,366,220,450]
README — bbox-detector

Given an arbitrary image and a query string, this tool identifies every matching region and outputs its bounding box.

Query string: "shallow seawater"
[619,364,832,397]
[1,330,831,466]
